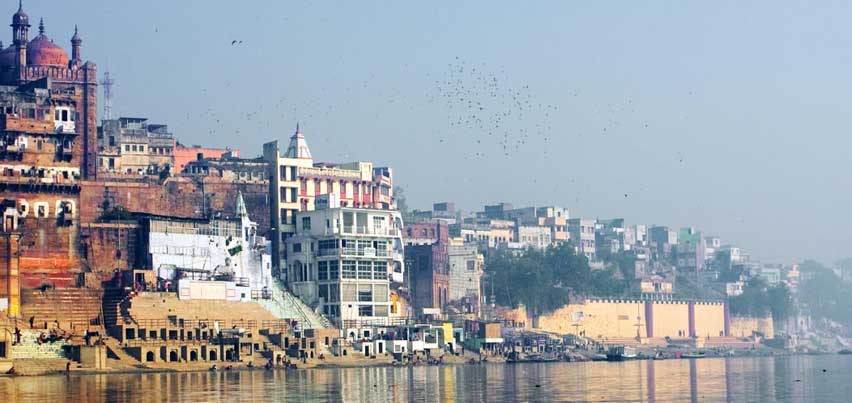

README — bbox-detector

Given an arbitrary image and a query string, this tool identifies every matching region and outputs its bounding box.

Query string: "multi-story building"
[515,225,552,250]
[173,143,237,174]
[97,117,175,175]
[406,202,457,225]
[483,202,512,219]
[506,206,568,244]
[703,236,721,263]
[283,195,405,329]
[596,218,626,257]
[568,218,597,261]
[447,242,483,315]
[535,206,569,243]
[633,224,648,246]
[404,222,449,315]
[649,225,678,263]
[264,125,396,272]
[676,227,706,272]
[0,5,97,315]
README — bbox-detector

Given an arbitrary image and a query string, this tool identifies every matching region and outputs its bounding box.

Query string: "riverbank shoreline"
[1,347,830,378]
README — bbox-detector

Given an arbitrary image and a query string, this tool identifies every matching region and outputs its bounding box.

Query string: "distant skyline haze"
[26,0,852,264]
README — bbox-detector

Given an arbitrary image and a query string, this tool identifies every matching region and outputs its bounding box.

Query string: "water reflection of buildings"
[0,357,834,402]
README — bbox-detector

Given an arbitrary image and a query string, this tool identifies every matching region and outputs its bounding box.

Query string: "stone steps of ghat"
[11,358,70,376]
[19,288,105,333]
[256,282,332,329]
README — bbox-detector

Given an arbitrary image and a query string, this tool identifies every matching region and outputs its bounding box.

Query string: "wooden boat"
[606,345,638,361]
[681,351,706,359]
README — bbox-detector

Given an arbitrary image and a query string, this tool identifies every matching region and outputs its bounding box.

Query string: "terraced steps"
[20,288,103,333]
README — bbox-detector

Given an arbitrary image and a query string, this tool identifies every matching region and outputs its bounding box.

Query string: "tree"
[728,278,770,317]
[767,283,795,322]
[485,243,630,314]
[393,186,408,217]
[797,259,852,325]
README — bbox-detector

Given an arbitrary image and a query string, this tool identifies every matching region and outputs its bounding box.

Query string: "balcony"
[341,226,401,237]
[54,124,76,135]
[318,247,394,258]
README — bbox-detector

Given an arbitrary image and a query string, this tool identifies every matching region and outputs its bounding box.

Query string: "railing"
[121,318,293,333]
[341,226,401,236]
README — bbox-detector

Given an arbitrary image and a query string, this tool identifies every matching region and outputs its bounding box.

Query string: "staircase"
[11,329,70,360]
[100,336,138,363]
[256,282,332,329]
[102,287,133,335]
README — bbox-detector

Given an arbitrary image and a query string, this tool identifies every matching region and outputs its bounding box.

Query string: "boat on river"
[606,345,638,361]
[681,351,707,359]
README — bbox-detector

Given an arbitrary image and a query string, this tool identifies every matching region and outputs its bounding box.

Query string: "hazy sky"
[22,1,852,265]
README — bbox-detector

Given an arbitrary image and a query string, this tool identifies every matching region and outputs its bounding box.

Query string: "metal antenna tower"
[101,70,115,120]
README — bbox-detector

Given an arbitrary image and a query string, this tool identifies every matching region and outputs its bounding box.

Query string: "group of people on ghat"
[11,321,73,346]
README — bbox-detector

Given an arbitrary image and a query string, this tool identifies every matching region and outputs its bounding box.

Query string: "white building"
[568,218,597,261]
[448,243,483,314]
[146,193,272,293]
[284,195,405,330]
[515,225,553,250]
[263,125,395,273]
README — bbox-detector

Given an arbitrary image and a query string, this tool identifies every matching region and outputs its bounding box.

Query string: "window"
[358,290,372,302]
[318,284,329,302]
[289,167,296,181]
[373,261,387,280]
[280,187,287,201]
[290,188,296,204]
[467,260,476,271]
[292,243,302,253]
[342,260,356,279]
[318,239,337,251]
[357,261,372,279]
[61,110,68,121]
[318,261,328,280]
[358,305,373,317]
[302,217,311,231]
[374,240,388,255]
[125,145,130,152]
[329,260,340,279]
[280,208,288,225]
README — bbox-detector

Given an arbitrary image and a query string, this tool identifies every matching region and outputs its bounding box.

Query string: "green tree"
[728,278,770,317]
[767,283,795,322]
[485,243,630,314]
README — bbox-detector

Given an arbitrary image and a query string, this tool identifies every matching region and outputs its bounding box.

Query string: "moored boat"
[606,345,638,361]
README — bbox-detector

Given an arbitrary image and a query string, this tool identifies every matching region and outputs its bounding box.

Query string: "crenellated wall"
[502,299,738,342]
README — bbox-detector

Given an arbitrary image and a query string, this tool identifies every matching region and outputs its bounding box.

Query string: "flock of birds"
[183,41,692,178]
[429,58,559,158]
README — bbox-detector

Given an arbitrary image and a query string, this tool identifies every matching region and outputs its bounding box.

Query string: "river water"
[0,355,849,402]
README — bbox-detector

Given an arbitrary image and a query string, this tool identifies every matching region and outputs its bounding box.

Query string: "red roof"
[27,32,69,66]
